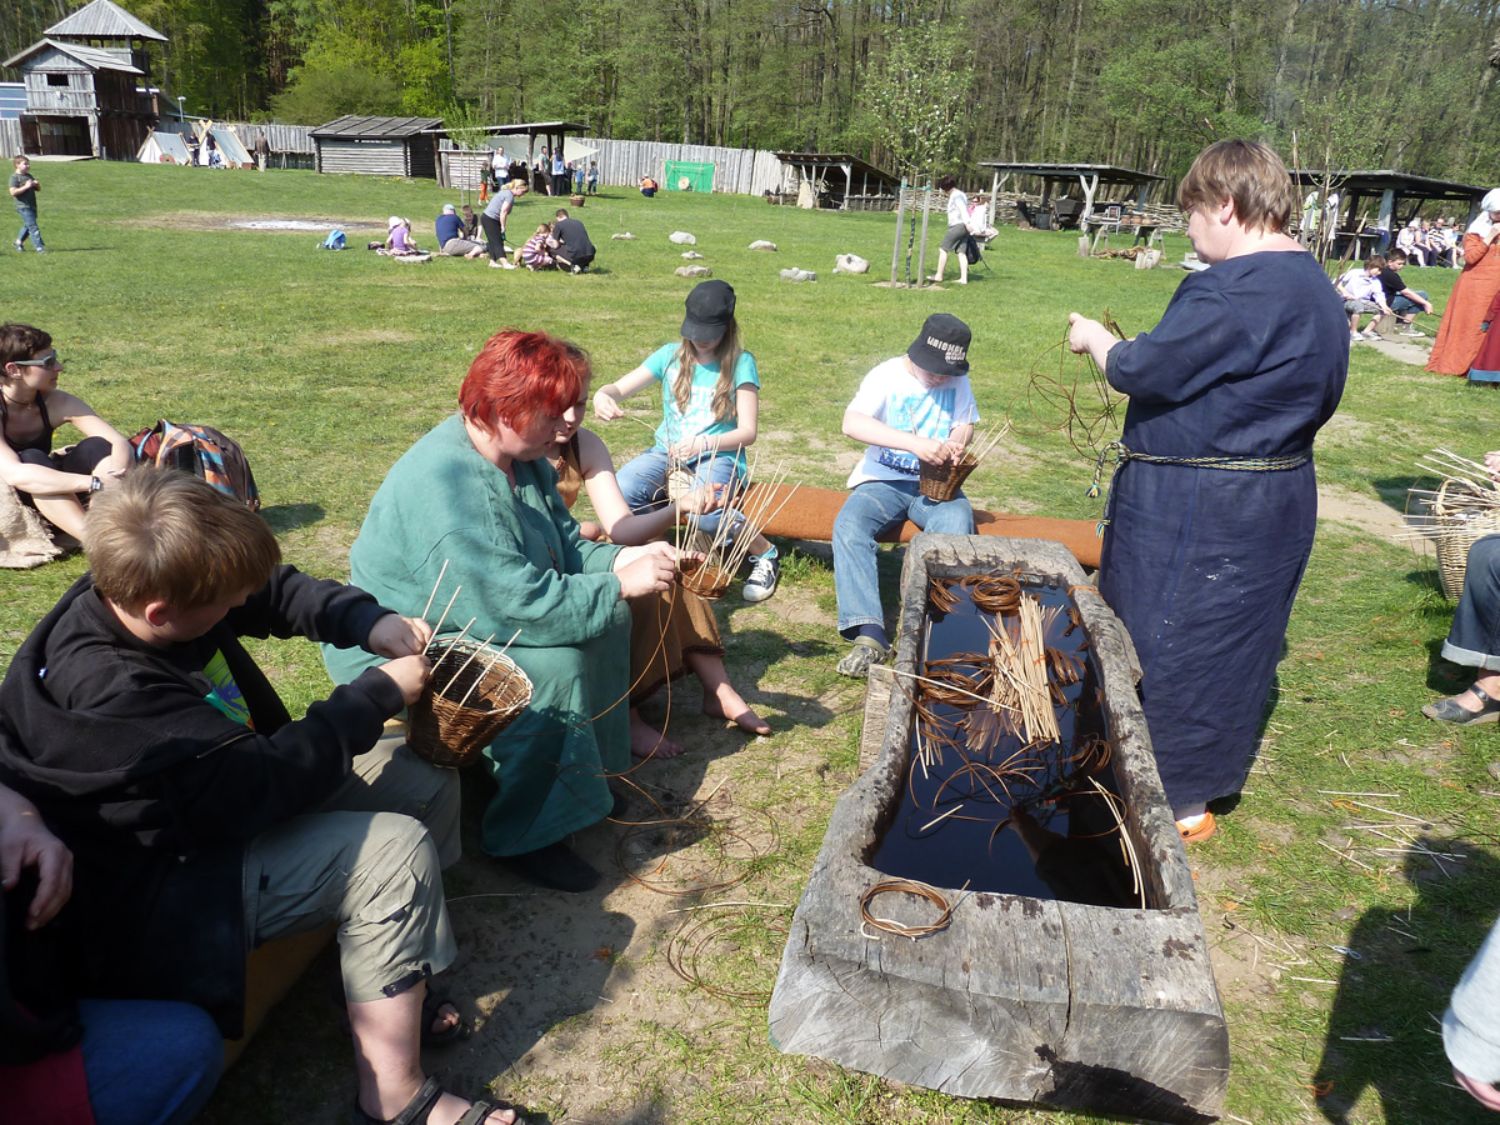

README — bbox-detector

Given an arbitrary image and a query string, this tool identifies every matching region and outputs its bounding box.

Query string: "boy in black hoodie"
[0,469,525,1125]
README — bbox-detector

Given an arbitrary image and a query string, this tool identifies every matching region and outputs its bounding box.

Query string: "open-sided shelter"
[772,152,901,211]
[312,115,445,178]
[1289,169,1487,236]
[977,162,1164,230]
[2,0,166,158]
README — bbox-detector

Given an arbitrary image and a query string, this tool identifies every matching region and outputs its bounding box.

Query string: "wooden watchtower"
[2,0,166,159]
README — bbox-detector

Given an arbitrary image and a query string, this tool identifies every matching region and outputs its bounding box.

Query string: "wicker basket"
[679,557,732,599]
[1434,478,1500,600]
[408,639,532,768]
[918,456,978,502]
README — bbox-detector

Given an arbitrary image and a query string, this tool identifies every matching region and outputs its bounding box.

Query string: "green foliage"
[269,52,402,123]
[859,20,976,179]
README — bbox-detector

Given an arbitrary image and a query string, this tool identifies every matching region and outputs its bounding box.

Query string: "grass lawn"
[3,161,1499,1124]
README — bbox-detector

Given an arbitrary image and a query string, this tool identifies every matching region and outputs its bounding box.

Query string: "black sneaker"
[501,841,601,892]
[743,553,780,603]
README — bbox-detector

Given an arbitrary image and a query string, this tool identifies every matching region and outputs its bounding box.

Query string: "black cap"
[681,280,737,342]
[906,313,972,376]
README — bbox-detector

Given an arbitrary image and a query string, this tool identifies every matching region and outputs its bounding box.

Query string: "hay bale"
[676,265,713,278]
[780,268,816,282]
[834,253,870,274]
[669,231,697,245]
[749,240,778,251]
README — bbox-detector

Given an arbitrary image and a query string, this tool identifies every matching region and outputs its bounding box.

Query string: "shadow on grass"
[1313,840,1500,1124]
[259,502,325,532]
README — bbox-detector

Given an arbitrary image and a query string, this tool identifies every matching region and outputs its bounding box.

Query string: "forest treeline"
[4,0,1500,183]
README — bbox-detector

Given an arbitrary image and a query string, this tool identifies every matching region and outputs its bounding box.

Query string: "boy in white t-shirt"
[833,313,978,677]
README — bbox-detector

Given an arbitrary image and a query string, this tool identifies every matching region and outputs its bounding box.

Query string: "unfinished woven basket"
[679,557,732,600]
[408,639,532,769]
[918,456,978,502]
[1434,477,1500,600]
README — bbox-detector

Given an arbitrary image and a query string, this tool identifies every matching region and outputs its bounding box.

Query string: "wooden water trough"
[768,534,1229,1123]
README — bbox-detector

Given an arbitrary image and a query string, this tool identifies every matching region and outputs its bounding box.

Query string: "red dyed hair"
[459,329,589,433]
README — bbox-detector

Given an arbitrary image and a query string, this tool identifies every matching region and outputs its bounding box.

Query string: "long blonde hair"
[672,318,742,426]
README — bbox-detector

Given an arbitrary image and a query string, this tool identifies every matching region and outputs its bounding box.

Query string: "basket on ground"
[408,639,532,768]
[1434,478,1500,600]
[918,456,977,502]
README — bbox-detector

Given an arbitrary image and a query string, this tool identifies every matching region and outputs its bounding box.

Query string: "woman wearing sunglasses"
[1,323,131,541]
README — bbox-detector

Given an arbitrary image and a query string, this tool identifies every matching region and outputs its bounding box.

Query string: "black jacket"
[553,216,595,264]
[0,567,404,1035]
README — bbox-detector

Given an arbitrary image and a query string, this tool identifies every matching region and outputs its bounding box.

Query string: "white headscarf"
[1467,189,1500,237]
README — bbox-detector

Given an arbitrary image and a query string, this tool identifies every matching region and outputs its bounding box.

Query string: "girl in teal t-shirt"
[593,280,781,601]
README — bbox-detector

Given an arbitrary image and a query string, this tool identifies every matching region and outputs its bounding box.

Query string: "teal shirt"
[323,414,632,854]
[644,343,760,465]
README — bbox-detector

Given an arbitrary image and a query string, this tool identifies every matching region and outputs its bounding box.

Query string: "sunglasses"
[13,352,61,369]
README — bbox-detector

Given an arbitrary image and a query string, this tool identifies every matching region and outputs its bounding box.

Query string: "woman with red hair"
[325,330,679,892]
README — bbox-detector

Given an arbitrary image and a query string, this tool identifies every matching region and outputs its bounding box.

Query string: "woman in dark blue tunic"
[1068,140,1348,840]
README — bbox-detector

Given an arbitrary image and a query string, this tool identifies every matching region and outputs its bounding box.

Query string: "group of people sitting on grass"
[0,285,792,1123]
[370,194,597,276]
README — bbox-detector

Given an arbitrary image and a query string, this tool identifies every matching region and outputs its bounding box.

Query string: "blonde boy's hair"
[1176,139,1297,234]
[85,468,280,610]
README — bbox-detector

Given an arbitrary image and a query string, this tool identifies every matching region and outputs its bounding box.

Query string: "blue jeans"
[1392,290,1428,317]
[79,999,222,1125]
[833,478,973,636]
[615,447,742,537]
[15,203,43,250]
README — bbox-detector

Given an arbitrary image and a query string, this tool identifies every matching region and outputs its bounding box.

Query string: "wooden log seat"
[224,925,336,1066]
[739,482,1101,569]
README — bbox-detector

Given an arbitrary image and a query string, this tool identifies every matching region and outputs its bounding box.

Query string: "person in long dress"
[1427,189,1500,376]
[325,330,680,893]
[1067,139,1348,842]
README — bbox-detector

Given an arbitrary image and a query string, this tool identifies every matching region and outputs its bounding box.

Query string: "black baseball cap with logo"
[906,313,972,376]
[681,280,737,342]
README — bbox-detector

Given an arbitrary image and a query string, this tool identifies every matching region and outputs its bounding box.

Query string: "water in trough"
[870,577,1143,908]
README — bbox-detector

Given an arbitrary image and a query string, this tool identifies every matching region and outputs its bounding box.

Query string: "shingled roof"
[45,0,166,42]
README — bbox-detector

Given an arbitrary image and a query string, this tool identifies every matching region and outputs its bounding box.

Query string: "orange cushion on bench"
[740,482,1101,569]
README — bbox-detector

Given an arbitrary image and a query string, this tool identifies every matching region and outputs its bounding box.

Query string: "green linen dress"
[324,414,630,856]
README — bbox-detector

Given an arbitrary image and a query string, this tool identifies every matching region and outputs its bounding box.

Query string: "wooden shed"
[2,0,166,159]
[312,115,444,178]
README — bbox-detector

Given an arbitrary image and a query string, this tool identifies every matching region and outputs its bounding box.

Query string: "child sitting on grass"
[518,221,557,270]
[833,313,979,677]
[0,468,527,1125]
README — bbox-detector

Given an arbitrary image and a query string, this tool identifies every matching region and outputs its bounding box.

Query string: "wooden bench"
[741,482,1101,569]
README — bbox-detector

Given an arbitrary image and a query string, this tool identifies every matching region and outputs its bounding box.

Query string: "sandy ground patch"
[1318,483,1406,539]
[122,211,388,234]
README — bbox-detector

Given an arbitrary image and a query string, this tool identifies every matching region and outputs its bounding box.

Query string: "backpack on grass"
[129,420,260,510]
[320,228,347,250]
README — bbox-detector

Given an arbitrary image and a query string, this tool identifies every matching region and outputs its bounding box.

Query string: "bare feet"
[702,683,771,736]
[630,709,685,760]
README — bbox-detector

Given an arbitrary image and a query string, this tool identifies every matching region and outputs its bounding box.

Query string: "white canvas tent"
[136,127,191,164]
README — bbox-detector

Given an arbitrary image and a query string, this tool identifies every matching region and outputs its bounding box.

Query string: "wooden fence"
[440,136,786,196]
[0,119,22,155]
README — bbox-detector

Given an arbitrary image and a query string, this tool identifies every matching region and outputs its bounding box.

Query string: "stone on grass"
[834,253,870,274]
[681,251,705,260]
[749,240,778,251]
[780,268,816,282]
[611,232,637,241]
[676,265,712,278]
[669,231,697,245]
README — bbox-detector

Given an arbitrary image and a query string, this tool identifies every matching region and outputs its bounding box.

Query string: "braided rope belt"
[1089,440,1313,532]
